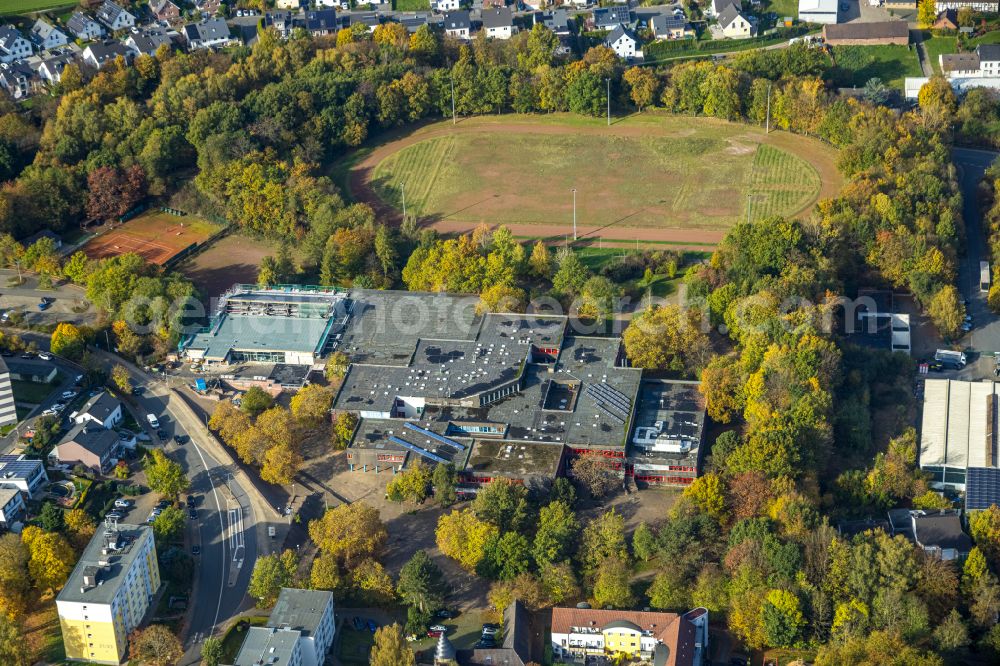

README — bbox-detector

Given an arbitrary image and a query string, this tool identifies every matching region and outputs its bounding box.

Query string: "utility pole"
[450,78,456,125]
[572,188,577,241]
[606,78,611,127]
[765,82,772,134]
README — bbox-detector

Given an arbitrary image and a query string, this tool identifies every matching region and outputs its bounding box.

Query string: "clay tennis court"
[82,211,224,265]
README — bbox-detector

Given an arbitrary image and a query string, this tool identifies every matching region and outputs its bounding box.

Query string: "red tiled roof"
[550,608,697,666]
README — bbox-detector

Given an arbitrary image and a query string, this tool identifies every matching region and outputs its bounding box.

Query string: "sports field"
[82,210,224,265]
[0,0,75,14]
[354,115,839,242]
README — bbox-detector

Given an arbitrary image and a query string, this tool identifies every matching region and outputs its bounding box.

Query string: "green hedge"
[644,26,811,60]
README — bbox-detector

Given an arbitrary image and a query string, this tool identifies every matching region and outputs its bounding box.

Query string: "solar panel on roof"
[388,436,448,464]
[967,467,1000,510]
[403,422,466,451]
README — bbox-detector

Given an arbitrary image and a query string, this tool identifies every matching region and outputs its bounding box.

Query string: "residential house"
[182,17,231,49]
[936,0,999,10]
[538,8,570,35]
[67,12,105,41]
[72,392,123,431]
[0,454,49,498]
[605,24,641,59]
[96,1,136,31]
[36,50,78,85]
[149,0,181,23]
[940,51,981,77]
[911,510,973,561]
[718,5,754,39]
[30,19,68,51]
[0,27,32,63]
[651,14,694,40]
[52,423,124,474]
[0,486,26,525]
[434,0,463,11]
[592,5,631,30]
[798,0,839,23]
[444,10,471,39]
[482,7,516,39]
[349,12,380,32]
[262,11,298,39]
[229,588,335,666]
[124,26,173,57]
[399,13,431,33]
[934,9,959,30]
[707,0,741,17]
[275,0,307,8]
[550,606,708,664]
[317,0,339,6]
[822,20,909,45]
[303,9,339,36]
[979,43,1000,76]
[1,62,36,97]
[197,0,222,16]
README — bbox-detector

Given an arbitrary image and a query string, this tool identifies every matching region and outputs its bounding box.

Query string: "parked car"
[37,301,49,311]
[429,624,447,633]
[60,390,76,400]
[352,617,364,631]
[106,511,122,520]
[186,495,197,508]
[156,500,170,510]
[475,637,497,649]
[157,429,168,440]
[366,619,378,634]
[38,351,52,360]
[481,624,500,637]
[435,609,458,619]
[192,545,201,555]
[114,499,131,508]
[131,386,144,396]
[427,628,444,638]
[146,414,160,428]
[173,434,188,445]
[41,408,57,416]
[20,352,34,359]
[188,508,198,519]
[0,350,10,356]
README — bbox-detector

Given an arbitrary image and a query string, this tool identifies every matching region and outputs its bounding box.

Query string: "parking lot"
[0,271,99,328]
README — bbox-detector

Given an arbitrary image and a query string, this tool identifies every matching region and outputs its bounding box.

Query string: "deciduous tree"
[386,460,432,503]
[248,550,298,607]
[435,509,498,572]
[21,526,75,593]
[128,624,183,666]
[397,550,447,614]
[50,322,86,360]
[623,304,711,376]
[308,502,387,568]
[144,449,189,499]
[370,624,415,666]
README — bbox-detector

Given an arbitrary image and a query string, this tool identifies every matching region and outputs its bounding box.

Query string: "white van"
[934,349,966,368]
[146,413,160,428]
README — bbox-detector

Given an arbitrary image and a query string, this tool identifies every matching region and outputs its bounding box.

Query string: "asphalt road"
[0,331,256,663]
[100,358,258,664]
[951,147,1000,380]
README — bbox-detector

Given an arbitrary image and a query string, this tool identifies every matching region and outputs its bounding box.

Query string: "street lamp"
[606,78,611,127]
[572,188,577,241]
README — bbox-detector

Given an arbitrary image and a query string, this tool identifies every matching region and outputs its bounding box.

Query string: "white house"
[0,61,33,99]
[482,7,516,40]
[182,17,231,49]
[434,0,463,11]
[718,5,754,39]
[935,0,999,10]
[96,0,136,31]
[0,486,25,525]
[0,27,32,63]
[798,0,839,23]
[67,12,105,41]
[605,24,641,59]
[36,50,79,84]
[124,26,173,57]
[29,19,68,51]
[275,0,307,8]
[82,40,133,69]
[0,454,49,499]
[72,392,123,431]
[443,10,471,39]
[707,0,741,17]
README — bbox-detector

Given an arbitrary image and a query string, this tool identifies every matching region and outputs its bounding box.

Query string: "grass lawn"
[763,0,799,19]
[11,379,56,404]
[969,30,1000,46]
[394,0,429,9]
[922,33,958,74]
[338,627,376,665]
[370,120,822,231]
[0,0,75,14]
[827,44,923,89]
[220,616,268,663]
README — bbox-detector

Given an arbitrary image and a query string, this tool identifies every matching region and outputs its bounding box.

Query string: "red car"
[427,629,443,638]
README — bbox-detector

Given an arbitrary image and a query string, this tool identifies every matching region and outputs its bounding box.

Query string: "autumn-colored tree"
[917,0,937,27]
[571,454,619,498]
[370,624,415,666]
[128,624,183,666]
[143,449,189,499]
[260,441,302,486]
[64,509,96,551]
[332,411,358,449]
[111,320,143,358]
[591,557,635,609]
[289,384,333,426]
[324,351,349,382]
[111,364,132,395]
[308,502,387,568]
[351,558,395,606]
[209,401,251,447]
[50,323,86,360]
[248,550,298,607]
[85,165,146,221]
[21,526,75,593]
[700,354,744,423]
[928,285,965,339]
[623,304,711,376]
[435,509,498,572]
[623,66,659,111]
[386,460,432,503]
[683,473,728,523]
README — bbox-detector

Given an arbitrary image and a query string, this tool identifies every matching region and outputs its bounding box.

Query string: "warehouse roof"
[920,379,997,471]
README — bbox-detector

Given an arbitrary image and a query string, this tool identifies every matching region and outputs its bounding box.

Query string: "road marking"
[189,438,227,634]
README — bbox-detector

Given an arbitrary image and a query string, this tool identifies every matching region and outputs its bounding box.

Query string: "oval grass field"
[358,114,838,241]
